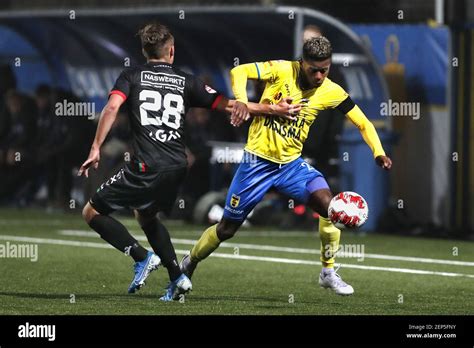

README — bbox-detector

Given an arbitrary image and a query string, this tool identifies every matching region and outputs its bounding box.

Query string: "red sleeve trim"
[211,94,224,110]
[109,90,127,101]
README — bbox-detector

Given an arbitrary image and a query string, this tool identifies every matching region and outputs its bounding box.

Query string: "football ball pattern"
[328,191,369,228]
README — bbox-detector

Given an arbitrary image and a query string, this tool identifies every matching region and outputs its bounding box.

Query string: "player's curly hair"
[137,22,174,59]
[302,36,332,61]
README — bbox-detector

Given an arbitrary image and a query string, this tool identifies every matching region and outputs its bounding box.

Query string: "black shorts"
[89,163,187,216]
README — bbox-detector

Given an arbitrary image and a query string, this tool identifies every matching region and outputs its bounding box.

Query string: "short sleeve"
[109,70,132,101]
[324,82,351,110]
[254,60,288,82]
[336,96,356,114]
[186,75,222,109]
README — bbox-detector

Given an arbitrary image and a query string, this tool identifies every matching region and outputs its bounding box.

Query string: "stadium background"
[0,0,474,319]
[1,0,472,236]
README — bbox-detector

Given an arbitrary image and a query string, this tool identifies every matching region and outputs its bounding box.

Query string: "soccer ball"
[328,191,369,228]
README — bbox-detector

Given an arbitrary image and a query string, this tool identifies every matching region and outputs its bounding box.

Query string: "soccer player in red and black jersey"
[78,22,299,301]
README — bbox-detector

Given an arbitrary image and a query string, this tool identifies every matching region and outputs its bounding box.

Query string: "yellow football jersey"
[242,60,350,164]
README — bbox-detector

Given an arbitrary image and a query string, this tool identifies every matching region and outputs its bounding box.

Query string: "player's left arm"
[345,104,392,170]
[229,61,287,126]
[329,83,392,170]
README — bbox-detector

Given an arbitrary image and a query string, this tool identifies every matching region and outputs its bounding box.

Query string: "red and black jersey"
[110,62,222,170]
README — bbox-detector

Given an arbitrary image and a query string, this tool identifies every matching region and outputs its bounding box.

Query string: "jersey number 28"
[139,90,183,129]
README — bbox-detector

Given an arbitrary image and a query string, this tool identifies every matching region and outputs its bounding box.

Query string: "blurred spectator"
[182,75,241,200]
[0,89,38,203]
[0,90,37,157]
[0,64,16,96]
[0,64,16,140]
[48,89,95,209]
[199,74,238,142]
[300,25,345,182]
[303,24,323,42]
[31,85,72,209]
[183,107,212,201]
[0,86,96,209]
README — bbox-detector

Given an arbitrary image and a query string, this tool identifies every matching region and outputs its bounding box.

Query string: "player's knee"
[309,190,333,218]
[135,210,157,228]
[320,196,332,218]
[82,203,99,225]
[137,217,152,228]
[216,219,240,241]
[323,194,333,210]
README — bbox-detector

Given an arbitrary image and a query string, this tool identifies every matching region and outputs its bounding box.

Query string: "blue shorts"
[223,152,329,222]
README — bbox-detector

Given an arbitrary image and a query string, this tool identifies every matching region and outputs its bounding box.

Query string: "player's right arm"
[230,61,281,103]
[229,61,299,126]
[78,70,131,178]
[78,94,124,177]
[230,62,274,123]
[217,98,299,127]
[230,63,260,105]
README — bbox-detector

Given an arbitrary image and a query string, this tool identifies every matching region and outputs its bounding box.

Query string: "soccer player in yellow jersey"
[181,36,392,296]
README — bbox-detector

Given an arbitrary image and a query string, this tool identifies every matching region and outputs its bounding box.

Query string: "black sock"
[89,215,148,262]
[141,217,181,281]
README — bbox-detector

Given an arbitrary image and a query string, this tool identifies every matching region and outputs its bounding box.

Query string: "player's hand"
[230,101,250,127]
[271,98,301,121]
[78,148,100,178]
[375,155,392,170]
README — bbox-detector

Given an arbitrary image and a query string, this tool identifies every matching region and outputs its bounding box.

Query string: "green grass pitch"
[0,208,473,315]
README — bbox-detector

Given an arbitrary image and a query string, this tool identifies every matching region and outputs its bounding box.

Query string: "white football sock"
[322,267,335,274]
